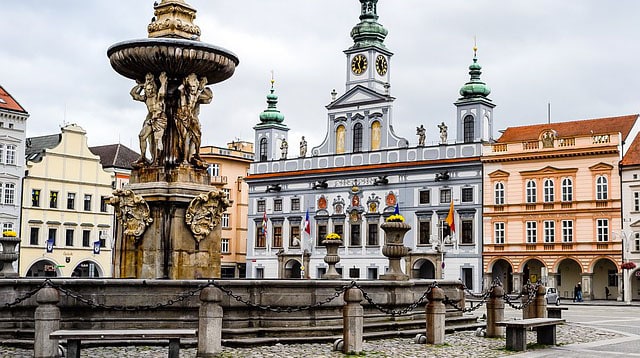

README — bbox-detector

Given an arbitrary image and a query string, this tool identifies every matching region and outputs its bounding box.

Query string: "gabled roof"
[496,114,638,143]
[25,134,62,163]
[621,132,640,166]
[0,85,27,114]
[89,143,139,170]
[326,85,394,110]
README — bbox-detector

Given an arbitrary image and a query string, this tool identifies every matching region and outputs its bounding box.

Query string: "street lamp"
[613,230,632,304]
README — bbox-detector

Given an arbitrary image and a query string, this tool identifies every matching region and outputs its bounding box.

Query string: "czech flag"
[304,209,311,236]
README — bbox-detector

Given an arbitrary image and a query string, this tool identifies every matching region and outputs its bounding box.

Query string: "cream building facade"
[19,124,114,277]
[200,141,253,278]
[620,132,640,302]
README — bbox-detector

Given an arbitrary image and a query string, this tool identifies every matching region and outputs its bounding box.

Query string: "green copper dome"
[259,81,285,124]
[350,0,388,49]
[459,52,491,98]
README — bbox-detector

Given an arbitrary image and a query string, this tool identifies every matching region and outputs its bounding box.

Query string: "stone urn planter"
[322,237,343,279]
[0,233,20,277]
[380,220,411,281]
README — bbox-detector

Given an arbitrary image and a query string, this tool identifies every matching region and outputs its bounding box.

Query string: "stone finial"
[148,0,201,40]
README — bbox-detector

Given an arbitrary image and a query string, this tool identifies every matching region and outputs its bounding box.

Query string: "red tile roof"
[0,85,27,114]
[621,132,640,166]
[496,114,638,143]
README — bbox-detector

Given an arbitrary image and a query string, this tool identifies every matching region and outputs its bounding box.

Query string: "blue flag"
[394,203,399,214]
[46,239,54,253]
[93,240,101,255]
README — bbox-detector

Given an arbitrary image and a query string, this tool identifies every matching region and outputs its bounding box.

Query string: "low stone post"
[197,286,223,358]
[522,285,534,319]
[343,287,363,354]
[34,286,60,358]
[426,286,446,345]
[534,285,547,318]
[486,285,504,338]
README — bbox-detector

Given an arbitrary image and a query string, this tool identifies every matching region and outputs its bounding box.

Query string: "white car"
[545,287,560,306]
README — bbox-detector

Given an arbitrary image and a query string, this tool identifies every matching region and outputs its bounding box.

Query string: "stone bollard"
[522,285,534,319]
[342,287,363,354]
[197,286,223,358]
[426,286,446,345]
[534,285,547,318]
[486,285,505,338]
[34,286,60,358]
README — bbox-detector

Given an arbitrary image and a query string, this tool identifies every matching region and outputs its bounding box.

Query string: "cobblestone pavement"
[0,323,621,358]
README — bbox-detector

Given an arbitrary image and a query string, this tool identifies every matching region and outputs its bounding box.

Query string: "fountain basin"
[107,38,239,83]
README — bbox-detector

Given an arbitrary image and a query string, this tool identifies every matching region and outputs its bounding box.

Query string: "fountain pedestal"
[0,235,20,277]
[380,221,411,281]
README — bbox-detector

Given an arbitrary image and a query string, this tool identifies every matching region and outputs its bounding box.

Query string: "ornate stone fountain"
[107,0,237,279]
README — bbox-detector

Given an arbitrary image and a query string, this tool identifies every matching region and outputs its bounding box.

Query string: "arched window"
[596,175,608,200]
[259,138,268,161]
[494,182,505,205]
[370,121,381,150]
[561,178,573,202]
[463,115,474,143]
[526,179,537,203]
[543,178,554,202]
[353,122,363,153]
[336,125,346,154]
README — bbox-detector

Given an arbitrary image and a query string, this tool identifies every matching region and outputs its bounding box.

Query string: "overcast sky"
[1,1,639,151]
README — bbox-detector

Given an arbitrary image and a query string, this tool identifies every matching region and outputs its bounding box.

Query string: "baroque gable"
[326,85,394,110]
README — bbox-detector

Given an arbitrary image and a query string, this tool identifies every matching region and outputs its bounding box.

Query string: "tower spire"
[259,75,285,124]
[350,0,388,50]
[459,44,491,99]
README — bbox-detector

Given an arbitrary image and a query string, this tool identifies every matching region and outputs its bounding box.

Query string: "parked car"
[545,287,560,306]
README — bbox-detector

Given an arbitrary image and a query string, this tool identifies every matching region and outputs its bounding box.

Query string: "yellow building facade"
[19,124,114,277]
[482,115,638,300]
[200,141,253,278]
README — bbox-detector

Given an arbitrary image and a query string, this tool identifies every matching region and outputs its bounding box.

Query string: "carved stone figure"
[280,139,288,159]
[542,130,555,148]
[176,73,213,167]
[299,136,307,157]
[108,189,153,239]
[416,125,426,146]
[438,122,448,144]
[131,72,168,165]
[185,190,231,243]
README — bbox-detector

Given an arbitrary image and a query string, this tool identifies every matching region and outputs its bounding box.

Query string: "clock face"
[351,54,368,75]
[376,55,388,76]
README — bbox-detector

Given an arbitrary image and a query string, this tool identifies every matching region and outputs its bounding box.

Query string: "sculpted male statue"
[416,125,426,146]
[130,72,168,165]
[280,139,288,159]
[438,122,448,144]
[300,136,307,157]
[176,73,213,167]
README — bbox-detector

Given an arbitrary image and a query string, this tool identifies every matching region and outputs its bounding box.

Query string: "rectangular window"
[30,227,39,245]
[439,189,451,204]
[462,267,473,290]
[98,230,107,248]
[82,230,91,247]
[255,267,264,279]
[439,219,451,240]
[544,220,555,243]
[333,223,344,240]
[290,224,300,246]
[461,220,473,244]
[32,189,41,207]
[461,188,473,203]
[5,145,16,165]
[67,193,76,210]
[526,221,537,243]
[222,188,231,200]
[65,229,74,246]
[222,213,230,228]
[48,228,57,246]
[494,222,505,244]
[349,267,360,279]
[367,267,378,280]
[257,200,266,213]
[207,163,220,177]
[274,199,283,212]
[419,190,430,205]
[634,233,640,252]
[83,194,92,211]
[100,196,109,212]
[2,222,12,232]
[221,238,230,253]
[562,220,573,242]
[49,191,58,209]
[608,270,618,287]
[255,222,266,248]
[418,220,431,245]
[350,223,361,246]
[316,223,327,246]
[221,267,235,279]
[597,219,609,242]
[635,192,640,212]
[367,223,379,246]
[291,197,300,211]
[3,183,15,204]
[272,225,282,248]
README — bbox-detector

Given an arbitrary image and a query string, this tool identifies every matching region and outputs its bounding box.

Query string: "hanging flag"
[46,238,54,253]
[262,211,268,236]
[394,203,399,215]
[304,209,311,236]
[93,240,101,255]
[445,200,455,233]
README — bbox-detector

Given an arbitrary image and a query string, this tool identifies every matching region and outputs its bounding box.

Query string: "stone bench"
[50,329,197,358]
[496,318,565,351]
[546,306,568,318]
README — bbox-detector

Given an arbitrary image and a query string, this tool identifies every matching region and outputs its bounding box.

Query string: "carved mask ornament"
[185,190,231,243]
[108,189,153,240]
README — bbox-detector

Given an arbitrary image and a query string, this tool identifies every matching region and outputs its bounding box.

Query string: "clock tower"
[345,0,392,94]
